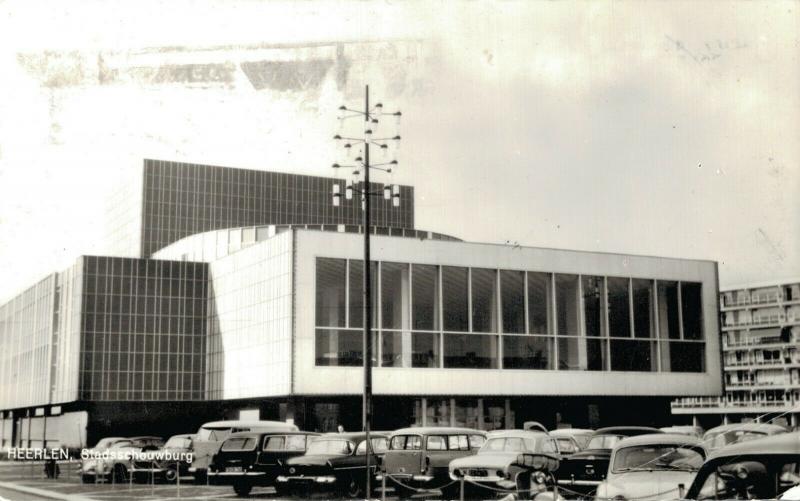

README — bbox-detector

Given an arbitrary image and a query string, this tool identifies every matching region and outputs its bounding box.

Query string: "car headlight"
[533,471,547,484]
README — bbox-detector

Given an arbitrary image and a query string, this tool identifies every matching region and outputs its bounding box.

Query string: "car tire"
[233,481,253,497]
[164,466,179,483]
[344,477,365,499]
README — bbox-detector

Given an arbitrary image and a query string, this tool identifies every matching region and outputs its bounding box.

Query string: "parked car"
[276,432,388,498]
[685,431,800,500]
[207,430,319,497]
[189,419,299,483]
[702,422,788,451]
[550,428,594,450]
[556,426,662,496]
[80,436,164,483]
[595,433,706,501]
[378,427,486,498]
[661,426,704,438]
[448,430,561,499]
[130,433,195,483]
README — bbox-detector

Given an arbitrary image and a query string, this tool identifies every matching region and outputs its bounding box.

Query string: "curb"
[0,480,98,501]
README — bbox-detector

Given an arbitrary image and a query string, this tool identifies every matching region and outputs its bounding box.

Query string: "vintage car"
[80,436,164,483]
[595,433,706,501]
[130,433,195,483]
[660,425,704,438]
[277,432,388,498]
[207,430,319,497]
[448,430,561,499]
[378,427,486,498]
[702,422,788,451]
[685,431,800,500]
[550,428,594,450]
[189,419,299,483]
[555,426,662,496]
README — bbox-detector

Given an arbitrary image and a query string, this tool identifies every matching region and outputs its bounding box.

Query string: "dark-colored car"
[685,431,800,500]
[276,432,389,498]
[449,430,561,499]
[130,434,195,483]
[556,426,662,497]
[207,431,319,497]
[378,427,486,498]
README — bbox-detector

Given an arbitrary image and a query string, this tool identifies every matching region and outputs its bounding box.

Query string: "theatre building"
[0,159,722,449]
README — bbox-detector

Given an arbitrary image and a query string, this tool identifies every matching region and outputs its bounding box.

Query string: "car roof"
[550,428,594,436]
[315,432,388,441]
[200,420,298,430]
[703,422,787,435]
[227,431,319,439]
[167,434,195,440]
[594,426,663,436]
[707,431,800,459]
[613,433,706,450]
[486,430,549,440]
[390,427,486,436]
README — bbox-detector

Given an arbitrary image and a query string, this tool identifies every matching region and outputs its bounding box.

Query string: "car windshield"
[480,437,540,454]
[613,444,704,473]
[693,457,800,500]
[306,439,353,456]
[707,430,767,449]
[221,437,258,451]
[587,435,624,449]
[165,437,192,449]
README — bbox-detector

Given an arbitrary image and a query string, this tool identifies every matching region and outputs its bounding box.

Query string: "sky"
[0,0,798,303]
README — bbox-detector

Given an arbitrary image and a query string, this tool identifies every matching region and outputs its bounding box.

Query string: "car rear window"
[390,435,422,450]
[448,435,470,451]
[221,437,257,451]
[264,435,307,451]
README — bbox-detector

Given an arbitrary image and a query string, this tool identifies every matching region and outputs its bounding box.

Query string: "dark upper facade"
[137,159,415,257]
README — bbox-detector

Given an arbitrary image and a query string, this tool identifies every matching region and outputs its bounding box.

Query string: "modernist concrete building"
[672,280,800,428]
[0,159,722,450]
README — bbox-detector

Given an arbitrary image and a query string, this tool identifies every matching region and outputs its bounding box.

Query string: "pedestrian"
[337,425,344,434]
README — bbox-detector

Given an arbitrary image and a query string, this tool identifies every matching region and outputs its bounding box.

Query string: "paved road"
[0,485,54,501]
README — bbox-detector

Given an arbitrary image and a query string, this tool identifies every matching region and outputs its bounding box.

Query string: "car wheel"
[233,481,253,497]
[344,477,365,499]
[164,466,179,483]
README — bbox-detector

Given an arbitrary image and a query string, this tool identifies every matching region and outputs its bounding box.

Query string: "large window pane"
[528,272,551,334]
[558,337,584,370]
[681,282,704,340]
[586,337,607,371]
[657,281,680,340]
[315,329,361,366]
[381,331,402,367]
[349,261,377,328]
[315,258,346,327]
[662,341,705,372]
[412,332,440,368]
[412,265,439,331]
[442,267,468,332]
[632,279,654,338]
[610,340,656,371]
[607,277,631,338]
[503,335,552,369]
[443,334,497,368]
[582,276,605,337]
[471,268,497,332]
[382,263,409,330]
[501,270,525,333]
[555,274,579,335]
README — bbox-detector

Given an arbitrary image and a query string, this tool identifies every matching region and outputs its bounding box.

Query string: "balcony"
[671,396,797,413]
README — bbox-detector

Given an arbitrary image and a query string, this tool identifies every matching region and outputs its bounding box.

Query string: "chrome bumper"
[276,475,337,484]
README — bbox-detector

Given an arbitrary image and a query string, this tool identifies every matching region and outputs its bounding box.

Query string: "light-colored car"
[80,436,164,483]
[660,426,703,438]
[448,430,560,498]
[595,433,706,501]
[686,431,800,500]
[702,422,788,451]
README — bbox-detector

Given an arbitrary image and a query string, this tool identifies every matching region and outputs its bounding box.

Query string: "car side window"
[447,435,470,451]
[285,435,307,451]
[541,439,558,453]
[372,438,388,453]
[356,440,368,455]
[427,436,447,451]
[469,435,486,449]
[264,436,285,451]
[390,436,407,450]
[408,436,422,450]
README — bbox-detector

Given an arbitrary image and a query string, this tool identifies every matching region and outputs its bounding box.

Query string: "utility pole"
[332,85,401,497]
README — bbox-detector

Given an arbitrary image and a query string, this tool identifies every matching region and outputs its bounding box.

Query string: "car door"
[384,434,423,475]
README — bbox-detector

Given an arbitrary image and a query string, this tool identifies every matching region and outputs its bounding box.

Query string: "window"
[316,258,346,327]
[427,436,447,450]
[681,282,704,340]
[264,436,285,450]
[558,336,583,370]
[501,270,525,333]
[390,435,422,450]
[471,268,497,332]
[442,267,468,331]
[412,265,439,330]
[610,339,655,372]
[632,279,654,338]
[315,329,376,366]
[221,437,257,451]
[607,277,631,337]
[443,334,497,368]
[658,281,680,340]
[503,335,552,369]
[381,263,408,330]
[349,261,377,328]
[469,435,486,449]
[582,276,605,338]
[448,435,470,451]
[555,274,579,335]
[412,332,440,368]
[528,272,551,334]
[356,437,388,455]
[381,331,402,367]
[586,337,607,371]
[664,341,705,372]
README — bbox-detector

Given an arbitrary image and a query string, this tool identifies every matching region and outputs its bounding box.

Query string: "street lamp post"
[332,85,401,497]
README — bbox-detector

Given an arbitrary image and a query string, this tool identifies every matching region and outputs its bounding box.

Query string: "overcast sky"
[0,0,798,303]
